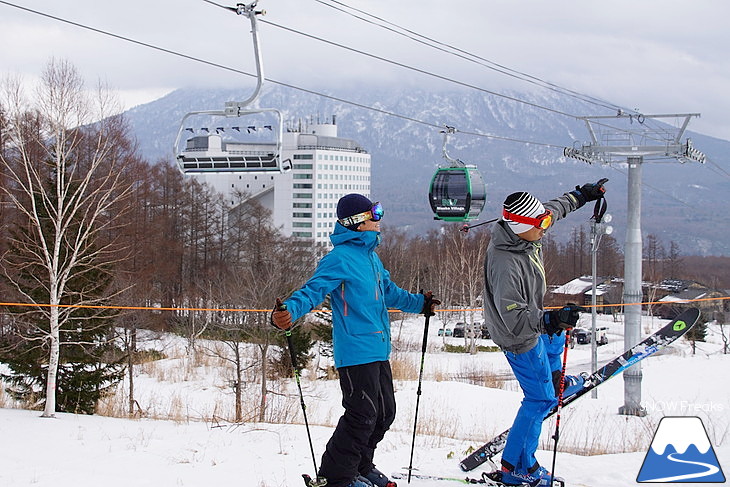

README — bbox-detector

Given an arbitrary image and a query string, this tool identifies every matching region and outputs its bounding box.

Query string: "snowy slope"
[0,313,728,487]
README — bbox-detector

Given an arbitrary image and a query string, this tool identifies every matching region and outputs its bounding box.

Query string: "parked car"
[480,322,491,339]
[575,328,591,345]
[453,322,467,338]
[574,327,608,346]
[437,327,453,337]
[453,322,485,338]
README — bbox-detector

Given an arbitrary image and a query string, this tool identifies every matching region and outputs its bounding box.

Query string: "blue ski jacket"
[285,223,424,368]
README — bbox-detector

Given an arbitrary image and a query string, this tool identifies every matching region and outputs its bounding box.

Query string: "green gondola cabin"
[428,166,486,221]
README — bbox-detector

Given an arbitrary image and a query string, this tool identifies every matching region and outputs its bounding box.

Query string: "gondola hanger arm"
[440,125,466,168]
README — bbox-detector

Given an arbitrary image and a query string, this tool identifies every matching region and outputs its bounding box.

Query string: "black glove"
[420,290,441,317]
[543,303,586,336]
[569,178,608,208]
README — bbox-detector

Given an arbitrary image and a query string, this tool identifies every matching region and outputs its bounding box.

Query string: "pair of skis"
[391,471,564,486]
[399,308,700,484]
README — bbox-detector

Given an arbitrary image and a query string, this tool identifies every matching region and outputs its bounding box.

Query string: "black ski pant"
[318,360,396,487]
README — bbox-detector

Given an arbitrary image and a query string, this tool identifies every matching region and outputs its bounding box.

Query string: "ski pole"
[459,217,498,233]
[550,327,571,487]
[407,309,432,483]
[277,302,327,487]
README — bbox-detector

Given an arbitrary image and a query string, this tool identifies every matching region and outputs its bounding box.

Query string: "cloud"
[1,0,729,140]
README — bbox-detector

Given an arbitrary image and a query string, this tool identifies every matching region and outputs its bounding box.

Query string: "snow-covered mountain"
[124,85,730,255]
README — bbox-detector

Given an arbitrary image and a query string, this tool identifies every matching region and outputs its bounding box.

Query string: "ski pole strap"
[592,195,607,223]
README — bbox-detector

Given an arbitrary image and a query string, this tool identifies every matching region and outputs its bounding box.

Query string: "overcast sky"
[2,0,729,141]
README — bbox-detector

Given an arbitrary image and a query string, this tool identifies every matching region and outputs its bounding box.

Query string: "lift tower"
[564,112,706,416]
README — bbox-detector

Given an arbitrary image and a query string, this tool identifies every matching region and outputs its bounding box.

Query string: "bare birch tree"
[0,59,136,417]
[441,225,489,353]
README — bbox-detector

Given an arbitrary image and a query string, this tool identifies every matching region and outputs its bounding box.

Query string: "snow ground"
[0,313,728,487]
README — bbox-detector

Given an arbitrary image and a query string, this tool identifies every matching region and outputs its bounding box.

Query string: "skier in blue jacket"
[272,193,439,487]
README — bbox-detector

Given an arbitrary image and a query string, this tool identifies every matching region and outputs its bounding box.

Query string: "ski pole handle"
[271,298,293,330]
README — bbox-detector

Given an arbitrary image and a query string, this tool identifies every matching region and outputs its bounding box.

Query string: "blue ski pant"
[501,334,564,473]
[318,360,395,487]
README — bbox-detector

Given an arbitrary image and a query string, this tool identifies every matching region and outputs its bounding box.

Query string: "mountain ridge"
[123,85,730,256]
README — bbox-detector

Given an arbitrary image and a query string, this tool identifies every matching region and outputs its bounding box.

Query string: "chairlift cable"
[704,157,730,179]
[604,164,700,209]
[315,0,682,144]
[0,0,567,150]
[0,0,252,83]
[257,18,677,145]
[0,0,714,161]
[313,0,628,114]
[259,18,579,121]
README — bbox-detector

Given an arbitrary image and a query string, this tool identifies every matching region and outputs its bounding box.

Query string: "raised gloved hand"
[543,303,586,336]
[569,178,608,207]
[420,290,441,317]
[270,297,293,330]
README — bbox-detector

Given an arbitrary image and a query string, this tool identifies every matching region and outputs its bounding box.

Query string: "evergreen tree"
[685,311,709,355]
[0,248,125,414]
[0,163,125,414]
[272,324,314,379]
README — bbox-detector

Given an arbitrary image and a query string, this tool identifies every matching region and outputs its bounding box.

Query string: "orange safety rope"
[0,295,727,314]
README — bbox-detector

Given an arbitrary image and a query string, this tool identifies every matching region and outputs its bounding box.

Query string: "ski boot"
[553,370,590,398]
[494,465,565,487]
[362,467,397,487]
[348,476,373,487]
[302,474,328,486]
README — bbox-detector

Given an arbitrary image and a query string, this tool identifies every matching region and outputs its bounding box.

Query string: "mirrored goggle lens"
[371,202,384,221]
[537,212,552,229]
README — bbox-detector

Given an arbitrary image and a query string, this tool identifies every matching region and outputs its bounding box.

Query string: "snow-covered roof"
[658,295,690,303]
[552,276,593,295]
[659,291,707,303]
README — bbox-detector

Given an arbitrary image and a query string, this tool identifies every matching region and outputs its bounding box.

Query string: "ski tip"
[677,307,701,323]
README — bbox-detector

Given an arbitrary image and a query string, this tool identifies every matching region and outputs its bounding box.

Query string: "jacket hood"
[330,222,380,251]
[491,221,534,253]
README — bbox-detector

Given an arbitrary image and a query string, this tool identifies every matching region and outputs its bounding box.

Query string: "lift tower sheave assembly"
[564,112,706,416]
[174,2,287,175]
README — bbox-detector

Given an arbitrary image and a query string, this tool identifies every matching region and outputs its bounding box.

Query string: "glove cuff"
[568,189,586,208]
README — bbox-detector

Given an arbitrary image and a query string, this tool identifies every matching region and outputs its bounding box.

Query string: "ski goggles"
[502,208,553,230]
[338,202,384,227]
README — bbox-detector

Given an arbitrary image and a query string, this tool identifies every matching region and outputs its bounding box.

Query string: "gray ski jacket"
[483,193,581,354]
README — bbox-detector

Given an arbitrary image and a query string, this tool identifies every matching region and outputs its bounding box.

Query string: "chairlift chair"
[173,2,288,174]
[428,127,486,221]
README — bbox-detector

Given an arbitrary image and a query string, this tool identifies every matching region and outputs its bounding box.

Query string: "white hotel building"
[195,120,371,249]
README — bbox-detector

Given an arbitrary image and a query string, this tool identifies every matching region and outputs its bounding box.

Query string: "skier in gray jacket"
[483,179,608,486]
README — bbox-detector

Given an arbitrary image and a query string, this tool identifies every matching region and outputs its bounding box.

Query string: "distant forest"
[1,60,728,337]
[4,60,727,418]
